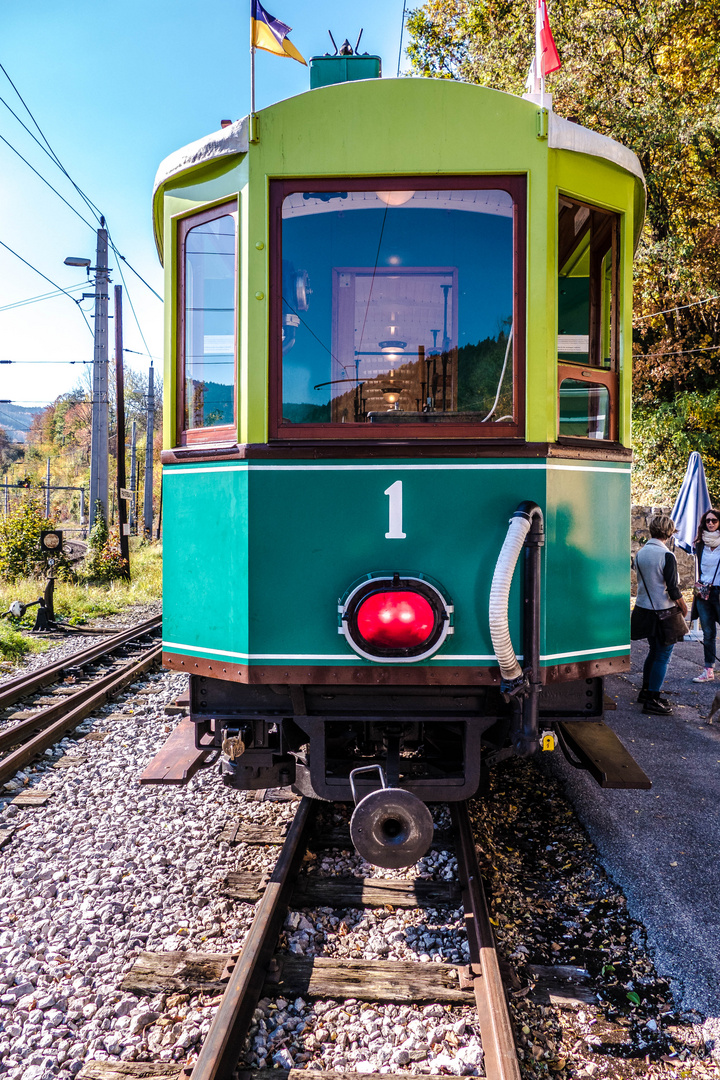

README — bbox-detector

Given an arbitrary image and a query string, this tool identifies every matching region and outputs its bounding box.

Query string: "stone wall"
[631,505,695,596]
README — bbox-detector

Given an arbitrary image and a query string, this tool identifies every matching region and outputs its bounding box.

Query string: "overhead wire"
[0,281,88,313]
[0,89,104,226]
[633,343,720,358]
[0,60,104,226]
[0,359,92,364]
[0,58,162,356]
[0,238,93,336]
[0,131,97,232]
[636,294,720,320]
[397,0,408,76]
[111,248,154,360]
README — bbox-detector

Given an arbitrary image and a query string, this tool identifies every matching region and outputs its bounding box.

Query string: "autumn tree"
[406,0,720,402]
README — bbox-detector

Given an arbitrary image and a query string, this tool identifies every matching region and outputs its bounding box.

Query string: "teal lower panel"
[161,459,631,667]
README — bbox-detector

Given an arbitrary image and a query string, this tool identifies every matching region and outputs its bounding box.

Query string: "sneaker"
[643,695,672,716]
[693,669,715,683]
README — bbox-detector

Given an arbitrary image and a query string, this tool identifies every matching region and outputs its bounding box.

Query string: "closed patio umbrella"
[671,451,711,554]
[671,451,711,640]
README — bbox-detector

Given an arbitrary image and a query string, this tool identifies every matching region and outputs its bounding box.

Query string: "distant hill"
[0,402,41,443]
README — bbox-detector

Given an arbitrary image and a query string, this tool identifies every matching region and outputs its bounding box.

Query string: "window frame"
[557,197,621,443]
[176,200,238,447]
[269,176,526,442]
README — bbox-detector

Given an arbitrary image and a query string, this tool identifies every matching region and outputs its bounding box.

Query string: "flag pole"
[251,41,256,117]
[250,40,258,142]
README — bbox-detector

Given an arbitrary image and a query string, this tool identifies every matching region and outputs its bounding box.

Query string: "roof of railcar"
[152,79,645,260]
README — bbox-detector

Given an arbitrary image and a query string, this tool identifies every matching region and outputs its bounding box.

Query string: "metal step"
[556,720,651,789]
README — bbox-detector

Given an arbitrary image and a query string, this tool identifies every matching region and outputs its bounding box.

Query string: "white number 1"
[384,481,406,539]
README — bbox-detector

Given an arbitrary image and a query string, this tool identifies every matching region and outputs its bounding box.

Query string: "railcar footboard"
[554,720,651,789]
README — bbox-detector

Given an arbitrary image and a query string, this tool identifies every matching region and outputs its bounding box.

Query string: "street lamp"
[64,257,91,270]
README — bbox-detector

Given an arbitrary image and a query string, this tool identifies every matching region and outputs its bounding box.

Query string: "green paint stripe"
[162,641,630,664]
[164,462,631,476]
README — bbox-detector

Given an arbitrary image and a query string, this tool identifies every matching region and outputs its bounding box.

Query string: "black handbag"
[693,545,720,601]
[636,560,688,645]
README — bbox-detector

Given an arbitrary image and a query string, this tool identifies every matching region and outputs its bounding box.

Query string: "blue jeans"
[643,635,675,693]
[696,591,720,666]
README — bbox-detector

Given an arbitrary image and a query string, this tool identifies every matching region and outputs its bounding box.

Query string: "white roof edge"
[152,104,645,197]
[548,111,645,187]
[153,116,249,199]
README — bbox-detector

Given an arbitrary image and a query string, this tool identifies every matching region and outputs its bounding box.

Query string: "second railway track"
[0,615,162,786]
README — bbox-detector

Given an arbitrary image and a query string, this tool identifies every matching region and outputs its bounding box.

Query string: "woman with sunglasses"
[691,508,720,682]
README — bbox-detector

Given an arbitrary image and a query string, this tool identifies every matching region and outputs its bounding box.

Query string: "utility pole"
[143,363,155,538]
[89,219,110,528]
[45,459,51,518]
[114,286,130,578]
[129,420,137,535]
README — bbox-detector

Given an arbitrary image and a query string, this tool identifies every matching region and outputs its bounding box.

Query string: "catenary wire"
[0,60,104,225]
[0,62,163,305]
[111,248,153,359]
[0,131,97,232]
[633,343,720,358]
[397,0,408,76]
[0,282,87,313]
[0,239,93,336]
[635,295,720,320]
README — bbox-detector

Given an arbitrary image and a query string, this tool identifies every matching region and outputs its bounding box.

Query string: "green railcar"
[153,51,647,866]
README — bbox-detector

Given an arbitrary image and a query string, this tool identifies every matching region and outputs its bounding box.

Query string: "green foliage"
[83,502,128,583]
[0,538,161,656]
[0,494,53,581]
[0,621,33,662]
[88,501,109,551]
[632,390,720,504]
[405,0,720,401]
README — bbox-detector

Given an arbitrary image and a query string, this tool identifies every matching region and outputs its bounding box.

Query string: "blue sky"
[0,0,410,409]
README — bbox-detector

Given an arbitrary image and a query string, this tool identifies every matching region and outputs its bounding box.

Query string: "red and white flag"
[536,0,561,77]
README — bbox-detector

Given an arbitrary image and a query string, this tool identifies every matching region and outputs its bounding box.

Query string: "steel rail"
[0,637,162,756]
[189,797,316,1080]
[0,643,162,786]
[452,801,521,1080]
[0,615,161,709]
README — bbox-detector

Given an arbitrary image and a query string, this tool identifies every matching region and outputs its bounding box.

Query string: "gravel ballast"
[0,630,718,1078]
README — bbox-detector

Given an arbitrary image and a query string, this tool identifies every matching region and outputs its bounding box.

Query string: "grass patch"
[0,539,162,662]
[0,622,36,663]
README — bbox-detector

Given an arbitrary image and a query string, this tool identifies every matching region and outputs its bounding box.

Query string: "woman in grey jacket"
[631,514,689,715]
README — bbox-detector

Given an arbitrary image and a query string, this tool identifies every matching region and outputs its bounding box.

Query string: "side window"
[177,203,237,443]
[557,197,619,441]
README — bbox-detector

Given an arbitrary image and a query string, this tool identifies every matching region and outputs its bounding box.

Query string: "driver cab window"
[271,178,525,439]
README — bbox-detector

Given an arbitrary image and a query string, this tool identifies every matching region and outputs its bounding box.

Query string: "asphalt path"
[544,636,720,1019]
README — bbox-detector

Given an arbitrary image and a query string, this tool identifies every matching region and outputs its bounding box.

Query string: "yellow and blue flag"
[251,0,307,65]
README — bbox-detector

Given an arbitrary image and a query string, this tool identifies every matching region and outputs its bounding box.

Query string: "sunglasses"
[707,517,719,524]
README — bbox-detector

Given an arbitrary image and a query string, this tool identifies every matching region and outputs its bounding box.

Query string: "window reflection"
[184,214,236,430]
[558,378,610,440]
[280,188,515,426]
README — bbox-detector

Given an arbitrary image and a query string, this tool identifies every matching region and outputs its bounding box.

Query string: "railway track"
[114,795,522,1080]
[0,615,162,787]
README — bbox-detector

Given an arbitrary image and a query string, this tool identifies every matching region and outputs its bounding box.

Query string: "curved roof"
[152,81,645,256]
[153,115,249,200]
[548,111,643,185]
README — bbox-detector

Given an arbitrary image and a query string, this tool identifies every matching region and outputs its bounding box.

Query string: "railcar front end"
[154,63,648,866]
